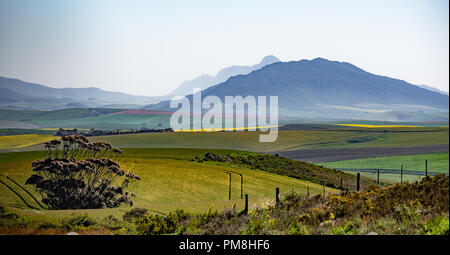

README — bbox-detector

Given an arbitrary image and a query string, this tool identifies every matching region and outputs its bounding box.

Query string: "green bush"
[421,215,449,235]
[135,209,189,235]
[123,208,148,222]
[0,206,19,220]
[61,214,96,230]
[100,215,123,231]
[330,218,362,235]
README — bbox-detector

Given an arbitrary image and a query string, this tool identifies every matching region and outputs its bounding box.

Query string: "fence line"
[336,168,446,176]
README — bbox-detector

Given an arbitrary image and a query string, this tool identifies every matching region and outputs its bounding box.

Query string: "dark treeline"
[55,127,173,137]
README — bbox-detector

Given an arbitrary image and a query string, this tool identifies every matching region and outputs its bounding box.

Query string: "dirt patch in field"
[272,144,449,163]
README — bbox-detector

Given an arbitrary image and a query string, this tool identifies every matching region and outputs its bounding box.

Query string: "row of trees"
[56,127,173,137]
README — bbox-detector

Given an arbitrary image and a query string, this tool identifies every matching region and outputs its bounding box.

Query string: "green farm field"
[0,127,448,153]
[320,153,449,183]
[31,112,171,130]
[88,128,449,152]
[0,148,338,220]
[0,134,56,150]
[0,108,171,130]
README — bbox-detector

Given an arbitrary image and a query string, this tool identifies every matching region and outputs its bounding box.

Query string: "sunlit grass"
[333,124,421,128]
[0,148,337,219]
[0,134,56,149]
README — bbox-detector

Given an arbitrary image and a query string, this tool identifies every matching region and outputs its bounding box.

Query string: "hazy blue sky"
[0,0,448,96]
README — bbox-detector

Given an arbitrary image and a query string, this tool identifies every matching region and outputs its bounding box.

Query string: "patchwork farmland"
[0,112,448,235]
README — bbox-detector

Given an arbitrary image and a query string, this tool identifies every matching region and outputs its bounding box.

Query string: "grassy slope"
[320,153,449,173]
[31,113,172,130]
[320,153,449,183]
[0,108,123,121]
[0,134,55,150]
[0,108,171,130]
[87,129,449,152]
[0,148,338,219]
[304,129,449,149]
[0,129,56,136]
[1,128,447,153]
[86,130,362,152]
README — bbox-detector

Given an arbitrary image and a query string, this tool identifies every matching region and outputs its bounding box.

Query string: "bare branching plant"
[26,135,140,209]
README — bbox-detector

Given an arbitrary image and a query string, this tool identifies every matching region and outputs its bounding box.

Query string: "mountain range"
[0,76,164,110]
[1,57,448,122]
[202,58,448,109]
[148,58,449,121]
[0,55,280,110]
[168,55,280,96]
[417,84,449,96]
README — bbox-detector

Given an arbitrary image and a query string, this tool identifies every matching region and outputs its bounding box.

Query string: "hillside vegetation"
[1,174,447,235]
[0,148,339,220]
[199,152,377,189]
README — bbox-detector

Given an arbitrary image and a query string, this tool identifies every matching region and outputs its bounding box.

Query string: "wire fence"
[336,168,446,176]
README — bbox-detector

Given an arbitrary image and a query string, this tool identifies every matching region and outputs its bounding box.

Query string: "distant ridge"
[168,55,280,96]
[200,57,448,110]
[417,84,449,96]
[0,76,155,102]
[0,75,166,110]
[147,57,448,121]
[0,87,33,101]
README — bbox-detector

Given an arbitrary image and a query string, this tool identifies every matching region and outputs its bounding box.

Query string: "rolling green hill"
[87,128,448,152]
[0,108,171,130]
[0,134,56,150]
[0,148,339,219]
[0,108,123,121]
[0,127,447,154]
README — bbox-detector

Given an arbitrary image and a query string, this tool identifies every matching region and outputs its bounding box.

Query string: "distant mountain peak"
[312,57,329,62]
[168,55,281,96]
[260,55,280,65]
[146,57,448,122]
[198,58,448,113]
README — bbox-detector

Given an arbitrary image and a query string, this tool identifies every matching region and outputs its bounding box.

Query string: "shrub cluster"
[2,174,448,235]
[26,135,140,209]
[131,174,449,235]
[326,174,449,218]
[201,152,377,190]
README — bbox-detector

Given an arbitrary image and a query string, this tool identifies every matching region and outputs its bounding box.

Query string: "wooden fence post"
[401,164,403,184]
[226,172,232,200]
[275,187,280,204]
[377,169,380,185]
[240,174,243,199]
[425,160,428,176]
[307,186,310,198]
[244,194,248,215]
[356,173,360,191]
[340,178,343,189]
[322,183,325,195]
